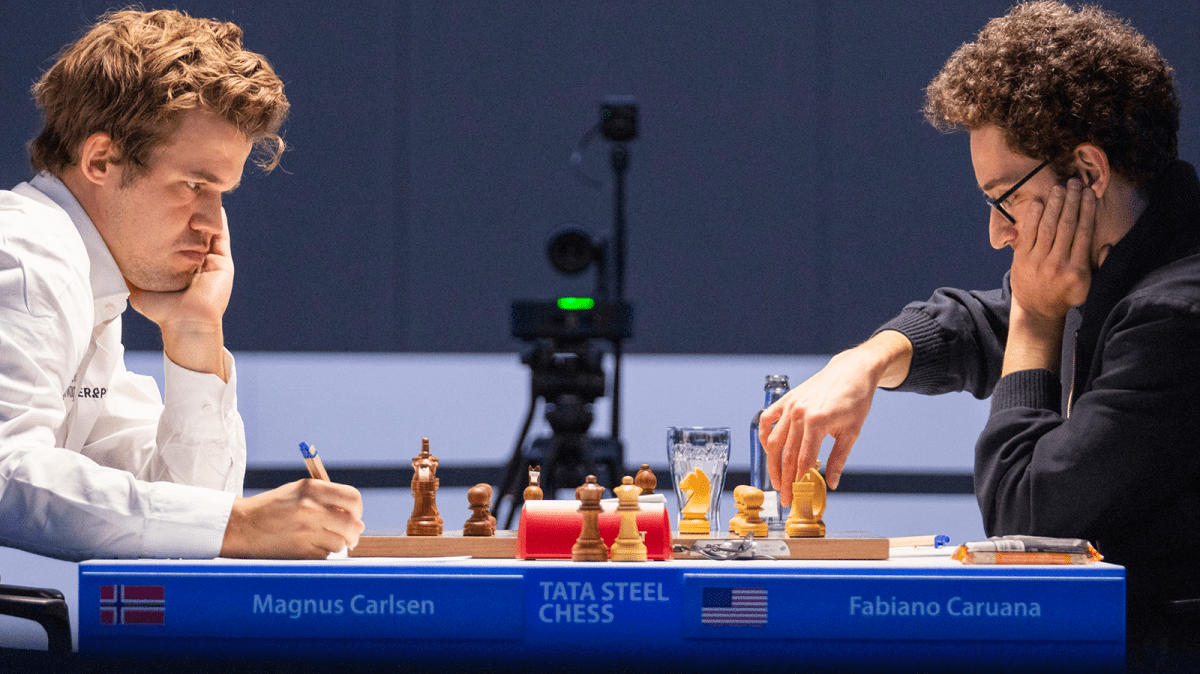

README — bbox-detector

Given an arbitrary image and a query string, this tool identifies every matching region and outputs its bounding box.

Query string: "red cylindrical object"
[517,501,672,560]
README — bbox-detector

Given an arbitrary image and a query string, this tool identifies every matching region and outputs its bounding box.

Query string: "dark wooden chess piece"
[523,465,543,501]
[571,475,608,562]
[463,483,496,536]
[634,464,657,496]
[407,437,443,536]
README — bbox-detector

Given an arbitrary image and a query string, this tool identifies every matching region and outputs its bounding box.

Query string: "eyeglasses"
[985,160,1049,224]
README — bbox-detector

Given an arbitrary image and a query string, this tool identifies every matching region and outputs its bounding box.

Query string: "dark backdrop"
[3,1,1197,354]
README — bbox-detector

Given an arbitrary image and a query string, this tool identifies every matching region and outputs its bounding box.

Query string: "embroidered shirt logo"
[63,385,107,399]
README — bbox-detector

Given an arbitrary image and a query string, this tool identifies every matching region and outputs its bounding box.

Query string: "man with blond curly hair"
[0,9,363,560]
[761,1,1199,650]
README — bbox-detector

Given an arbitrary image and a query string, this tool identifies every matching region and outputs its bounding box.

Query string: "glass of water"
[667,426,731,535]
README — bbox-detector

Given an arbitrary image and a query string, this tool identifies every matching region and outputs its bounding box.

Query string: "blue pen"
[298,441,331,481]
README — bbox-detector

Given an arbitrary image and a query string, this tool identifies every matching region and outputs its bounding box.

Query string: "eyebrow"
[186,170,241,192]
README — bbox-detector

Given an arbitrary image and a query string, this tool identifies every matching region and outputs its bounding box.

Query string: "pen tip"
[298,441,316,459]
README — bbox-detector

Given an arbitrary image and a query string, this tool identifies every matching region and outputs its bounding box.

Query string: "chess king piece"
[463,483,497,536]
[729,484,751,534]
[634,464,657,496]
[571,475,608,561]
[523,465,543,501]
[738,487,769,538]
[785,461,827,538]
[610,476,648,562]
[407,437,444,536]
[677,467,711,535]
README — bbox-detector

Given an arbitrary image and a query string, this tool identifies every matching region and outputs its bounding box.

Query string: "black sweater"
[878,160,1200,621]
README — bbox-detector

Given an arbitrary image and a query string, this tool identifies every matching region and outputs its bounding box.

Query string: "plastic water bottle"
[750,374,790,530]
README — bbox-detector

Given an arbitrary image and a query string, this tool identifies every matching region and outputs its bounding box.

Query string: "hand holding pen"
[218,442,364,559]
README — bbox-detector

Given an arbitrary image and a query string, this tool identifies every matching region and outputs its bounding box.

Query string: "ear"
[76,132,122,187]
[1071,143,1111,198]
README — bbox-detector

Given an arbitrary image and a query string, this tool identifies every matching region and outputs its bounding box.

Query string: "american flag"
[701,587,767,626]
[100,585,165,625]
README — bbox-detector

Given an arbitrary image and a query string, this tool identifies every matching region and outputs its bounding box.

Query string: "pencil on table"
[298,441,331,481]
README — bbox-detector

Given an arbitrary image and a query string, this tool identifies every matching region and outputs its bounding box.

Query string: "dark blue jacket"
[879,160,1200,625]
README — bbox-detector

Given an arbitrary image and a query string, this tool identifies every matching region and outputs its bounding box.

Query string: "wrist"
[848,330,913,389]
[1003,302,1065,375]
[161,320,227,381]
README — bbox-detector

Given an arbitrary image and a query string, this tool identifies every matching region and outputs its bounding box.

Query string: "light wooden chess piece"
[523,465,543,501]
[407,437,443,536]
[610,476,648,562]
[677,467,711,535]
[785,461,827,538]
[463,483,496,536]
[729,484,751,534]
[739,487,769,538]
[571,475,608,561]
[634,464,657,496]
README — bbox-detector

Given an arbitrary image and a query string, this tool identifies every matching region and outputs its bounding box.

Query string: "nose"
[988,208,1016,250]
[190,191,223,236]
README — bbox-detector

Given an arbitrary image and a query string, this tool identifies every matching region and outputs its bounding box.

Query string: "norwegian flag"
[99,585,165,625]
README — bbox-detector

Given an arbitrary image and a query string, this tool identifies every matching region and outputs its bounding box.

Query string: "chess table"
[77,550,1125,669]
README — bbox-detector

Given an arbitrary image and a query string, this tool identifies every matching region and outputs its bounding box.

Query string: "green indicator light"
[557,297,595,310]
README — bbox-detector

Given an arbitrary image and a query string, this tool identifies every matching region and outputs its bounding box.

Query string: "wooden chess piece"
[523,465,543,501]
[634,464,657,496]
[610,476,648,562]
[571,475,608,561]
[407,437,444,536]
[463,483,496,536]
[740,487,769,538]
[785,461,827,538]
[677,467,711,535]
[729,484,751,534]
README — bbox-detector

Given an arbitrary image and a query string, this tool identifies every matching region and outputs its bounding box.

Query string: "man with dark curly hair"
[760,1,1199,654]
[0,9,363,560]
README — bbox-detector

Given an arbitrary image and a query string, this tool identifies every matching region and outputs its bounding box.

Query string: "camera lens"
[547,228,595,275]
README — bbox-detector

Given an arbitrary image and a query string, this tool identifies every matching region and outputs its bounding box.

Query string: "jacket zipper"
[1066,330,1078,418]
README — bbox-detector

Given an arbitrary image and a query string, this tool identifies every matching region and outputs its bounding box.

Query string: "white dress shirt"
[0,173,246,561]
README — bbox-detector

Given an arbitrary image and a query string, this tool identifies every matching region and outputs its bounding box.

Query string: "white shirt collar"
[28,172,129,317]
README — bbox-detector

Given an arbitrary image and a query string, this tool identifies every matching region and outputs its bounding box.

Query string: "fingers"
[826,432,859,491]
[1071,184,1097,268]
[1030,183,1065,256]
[1049,179,1082,260]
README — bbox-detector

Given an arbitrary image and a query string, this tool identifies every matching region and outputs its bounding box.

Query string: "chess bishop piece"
[407,437,444,535]
[463,483,497,536]
[610,476,648,562]
[571,475,609,561]
[785,462,827,538]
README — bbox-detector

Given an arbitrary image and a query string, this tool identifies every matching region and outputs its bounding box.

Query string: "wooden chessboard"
[350,530,519,558]
[349,531,888,560]
[672,534,889,560]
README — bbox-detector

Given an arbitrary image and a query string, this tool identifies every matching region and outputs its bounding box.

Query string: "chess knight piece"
[523,465,543,501]
[407,437,444,535]
[785,461,827,538]
[463,483,497,536]
[677,468,711,535]
[571,475,609,561]
[610,476,648,562]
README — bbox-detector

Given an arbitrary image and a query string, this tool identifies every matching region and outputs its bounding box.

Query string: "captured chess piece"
[786,461,827,538]
[523,465,543,501]
[729,484,751,534]
[610,476,648,562]
[572,475,609,561]
[463,483,497,536]
[407,437,444,536]
[634,464,657,496]
[677,467,711,535]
